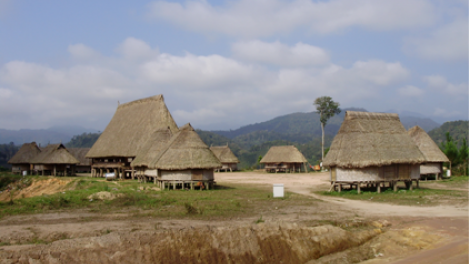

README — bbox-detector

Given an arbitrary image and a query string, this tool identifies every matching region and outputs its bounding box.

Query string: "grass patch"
[317,185,468,206]
[0,177,315,220]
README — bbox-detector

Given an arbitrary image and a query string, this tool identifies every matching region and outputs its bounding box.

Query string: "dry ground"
[0,171,467,263]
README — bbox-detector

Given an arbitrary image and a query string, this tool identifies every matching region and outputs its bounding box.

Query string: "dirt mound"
[0,223,381,263]
[0,178,71,202]
[88,191,121,201]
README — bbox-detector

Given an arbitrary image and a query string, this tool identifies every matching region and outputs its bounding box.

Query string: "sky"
[0,0,468,131]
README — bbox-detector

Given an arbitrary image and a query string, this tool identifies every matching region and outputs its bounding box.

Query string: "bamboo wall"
[330,164,420,182]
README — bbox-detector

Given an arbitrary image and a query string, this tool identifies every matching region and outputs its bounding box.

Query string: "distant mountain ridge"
[0,126,99,145]
[211,107,441,139]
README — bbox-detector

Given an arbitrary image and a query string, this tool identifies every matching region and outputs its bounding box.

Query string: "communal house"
[323,111,425,193]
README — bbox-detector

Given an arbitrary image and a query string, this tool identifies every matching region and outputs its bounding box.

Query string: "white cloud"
[398,85,424,97]
[115,37,159,61]
[68,44,102,61]
[404,18,469,61]
[423,75,468,96]
[147,0,436,37]
[232,40,329,67]
[2,38,460,131]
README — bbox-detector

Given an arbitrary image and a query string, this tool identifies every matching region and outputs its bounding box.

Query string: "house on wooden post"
[210,144,239,172]
[86,95,179,179]
[30,143,79,176]
[408,126,449,180]
[68,148,92,173]
[323,111,426,193]
[131,123,222,190]
[8,142,41,175]
[260,146,308,173]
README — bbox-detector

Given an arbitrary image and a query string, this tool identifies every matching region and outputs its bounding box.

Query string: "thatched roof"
[210,145,240,163]
[143,123,222,170]
[8,142,41,164]
[131,128,173,167]
[323,111,425,168]
[68,148,91,166]
[408,126,449,163]
[86,95,179,158]
[31,144,79,164]
[260,145,307,163]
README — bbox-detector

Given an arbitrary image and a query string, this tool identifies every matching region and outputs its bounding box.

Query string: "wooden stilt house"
[260,146,308,173]
[86,95,179,179]
[131,123,222,190]
[8,142,41,175]
[30,143,79,176]
[408,126,449,180]
[323,111,426,193]
[68,148,92,173]
[210,144,239,172]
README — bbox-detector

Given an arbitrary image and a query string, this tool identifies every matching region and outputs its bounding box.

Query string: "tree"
[458,138,468,176]
[257,155,263,169]
[314,96,341,161]
[441,132,459,172]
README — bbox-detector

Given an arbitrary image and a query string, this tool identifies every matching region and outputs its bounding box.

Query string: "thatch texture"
[323,111,425,169]
[408,126,449,163]
[144,123,222,170]
[260,146,307,163]
[131,128,173,167]
[210,145,240,163]
[68,148,91,166]
[86,95,179,158]
[31,144,79,164]
[8,142,41,164]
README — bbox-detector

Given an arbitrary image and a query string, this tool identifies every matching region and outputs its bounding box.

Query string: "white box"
[273,184,284,198]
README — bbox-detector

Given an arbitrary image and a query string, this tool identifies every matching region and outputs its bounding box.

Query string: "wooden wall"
[331,164,420,182]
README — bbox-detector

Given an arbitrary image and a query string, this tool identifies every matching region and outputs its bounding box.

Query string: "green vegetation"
[429,120,469,148]
[65,132,101,148]
[314,96,341,161]
[440,132,469,175]
[318,185,468,206]
[0,176,306,220]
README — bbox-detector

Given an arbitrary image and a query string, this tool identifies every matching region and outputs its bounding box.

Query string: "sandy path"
[215,171,469,218]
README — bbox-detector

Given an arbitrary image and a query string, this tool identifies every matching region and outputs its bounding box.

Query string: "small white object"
[105,173,116,180]
[22,171,27,176]
[273,184,284,198]
[447,170,451,177]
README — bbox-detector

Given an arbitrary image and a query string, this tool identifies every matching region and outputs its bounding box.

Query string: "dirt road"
[215,171,469,264]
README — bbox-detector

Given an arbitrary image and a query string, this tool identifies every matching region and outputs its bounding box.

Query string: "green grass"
[317,185,468,206]
[0,177,308,220]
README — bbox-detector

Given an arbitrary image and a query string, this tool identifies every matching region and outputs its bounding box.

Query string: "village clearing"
[0,172,467,264]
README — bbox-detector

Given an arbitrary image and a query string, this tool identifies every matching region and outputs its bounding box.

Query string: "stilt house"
[30,143,79,176]
[210,145,239,172]
[8,142,41,175]
[131,123,222,190]
[408,126,449,179]
[260,145,308,173]
[68,148,92,173]
[323,111,426,192]
[86,95,179,179]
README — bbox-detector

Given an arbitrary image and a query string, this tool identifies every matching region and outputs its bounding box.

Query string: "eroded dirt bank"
[0,220,445,264]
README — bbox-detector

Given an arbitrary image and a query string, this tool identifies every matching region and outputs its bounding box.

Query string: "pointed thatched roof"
[8,142,41,164]
[86,95,179,158]
[260,145,307,163]
[131,128,173,168]
[142,123,222,170]
[210,145,240,163]
[408,126,449,163]
[68,148,91,166]
[323,111,425,168]
[31,144,79,164]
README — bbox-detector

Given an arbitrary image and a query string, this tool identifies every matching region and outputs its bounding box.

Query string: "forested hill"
[428,121,469,147]
[211,107,441,139]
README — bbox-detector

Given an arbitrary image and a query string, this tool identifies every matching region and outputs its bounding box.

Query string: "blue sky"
[0,0,468,131]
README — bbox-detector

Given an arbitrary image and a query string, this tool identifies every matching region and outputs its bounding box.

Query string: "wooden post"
[53,165,57,176]
[100,169,103,177]
[338,183,342,193]
[173,182,176,190]
[357,182,361,194]
[191,182,194,190]
[408,181,413,191]
[416,180,419,189]
[377,183,381,193]
[393,181,398,192]
[131,167,135,180]
[42,170,44,176]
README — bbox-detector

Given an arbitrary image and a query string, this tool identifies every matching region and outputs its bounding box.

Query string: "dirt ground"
[0,171,467,263]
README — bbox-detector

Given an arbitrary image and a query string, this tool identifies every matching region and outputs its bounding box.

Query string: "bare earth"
[0,171,467,263]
